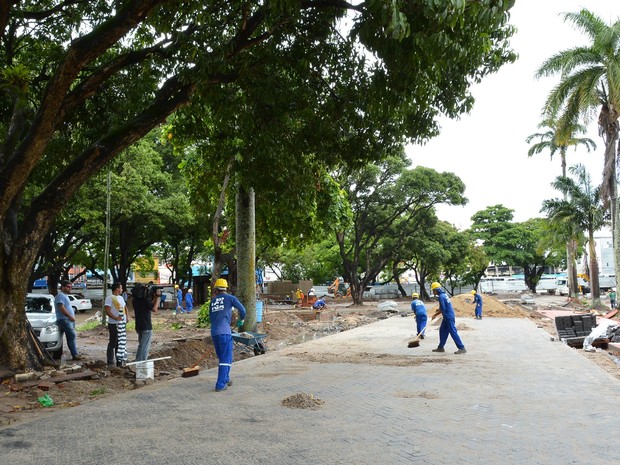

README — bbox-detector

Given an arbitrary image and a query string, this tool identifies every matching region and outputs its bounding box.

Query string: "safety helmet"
[175,284,179,289]
[214,278,228,289]
[470,290,476,295]
[431,282,441,290]
[188,288,193,293]
[411,292,419,298]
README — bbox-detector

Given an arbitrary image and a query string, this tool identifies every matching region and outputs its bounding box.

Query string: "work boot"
[432,347,445,352]
[454,348,467,354]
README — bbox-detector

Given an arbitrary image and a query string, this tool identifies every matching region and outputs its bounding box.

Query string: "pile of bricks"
[554,314,596,338]
[554,314,608,348]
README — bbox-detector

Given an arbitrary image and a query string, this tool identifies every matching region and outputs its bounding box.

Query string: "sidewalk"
[2,316,620,465]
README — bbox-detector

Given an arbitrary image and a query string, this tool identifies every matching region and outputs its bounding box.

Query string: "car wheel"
[52,342,63,361]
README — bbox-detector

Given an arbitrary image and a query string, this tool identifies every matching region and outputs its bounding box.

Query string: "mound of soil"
[281,392,325,410]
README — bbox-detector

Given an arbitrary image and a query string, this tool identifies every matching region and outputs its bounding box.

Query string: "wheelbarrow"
[231,331,267,355]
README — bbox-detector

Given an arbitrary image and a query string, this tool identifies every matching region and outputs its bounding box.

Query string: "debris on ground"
[281,392,325,410]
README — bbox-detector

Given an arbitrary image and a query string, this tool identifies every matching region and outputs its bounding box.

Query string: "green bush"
[196,300,211,328]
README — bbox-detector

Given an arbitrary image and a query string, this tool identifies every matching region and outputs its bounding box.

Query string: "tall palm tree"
[535,9,620,289]
[527,119,596,298]
[541,164,608,305]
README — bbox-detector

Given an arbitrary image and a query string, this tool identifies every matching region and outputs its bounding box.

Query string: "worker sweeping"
[209,278,246,392]
[430,282,467,354]
[410,292,427,338]
[471,289,483,319]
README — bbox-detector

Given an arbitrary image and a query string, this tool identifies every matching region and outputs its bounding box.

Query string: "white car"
[25,293,63,360]
[68,294,93,313]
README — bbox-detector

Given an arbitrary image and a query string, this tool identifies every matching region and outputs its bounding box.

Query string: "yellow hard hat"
[214,278,228,289]
[411,292,419,298]
[174,284,179,289]
[431,282,441,290]
[470,290,476,295]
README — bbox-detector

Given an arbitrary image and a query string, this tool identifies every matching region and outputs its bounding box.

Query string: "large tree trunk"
[0,252,44,371]
[236,185,256,330]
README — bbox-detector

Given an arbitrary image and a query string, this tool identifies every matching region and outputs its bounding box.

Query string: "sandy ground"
[2,292,619,425]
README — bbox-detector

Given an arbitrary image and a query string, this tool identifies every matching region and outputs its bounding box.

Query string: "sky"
[406,1,619,232]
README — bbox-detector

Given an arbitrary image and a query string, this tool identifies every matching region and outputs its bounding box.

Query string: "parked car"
[25,293,63,360]
[67,294,92,313]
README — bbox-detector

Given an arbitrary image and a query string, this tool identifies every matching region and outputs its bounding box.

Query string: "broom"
[407,316,438,348]
[182,350,212,378]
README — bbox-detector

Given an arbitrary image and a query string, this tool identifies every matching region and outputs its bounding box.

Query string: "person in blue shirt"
[430,282,466,354]
[54,280,82,360]
[185,288,194,313]
[410,292,427,338]
[471,289,483,319]
[312,298,326,310]
[209,278,246,392]
[175,284,184,314]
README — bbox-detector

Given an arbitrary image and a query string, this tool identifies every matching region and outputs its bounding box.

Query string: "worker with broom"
[410,292,427,339]
[430,282,467,354]
[209,278,246,392]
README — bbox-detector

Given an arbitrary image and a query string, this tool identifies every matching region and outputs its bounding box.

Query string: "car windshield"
[25,297,53,313]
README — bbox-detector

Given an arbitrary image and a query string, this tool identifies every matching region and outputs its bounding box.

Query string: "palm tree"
[541,164,608,305]
[527,119,596,297]
[535,9,620,289]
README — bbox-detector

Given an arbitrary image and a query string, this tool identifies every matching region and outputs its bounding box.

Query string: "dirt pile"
[281,392,325,410]
[448,293,529,318]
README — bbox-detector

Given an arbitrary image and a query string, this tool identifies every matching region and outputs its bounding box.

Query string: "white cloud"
[406,0,618,230]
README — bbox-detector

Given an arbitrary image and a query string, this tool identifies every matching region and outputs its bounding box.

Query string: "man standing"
[185,288,194,313]
[134,284,156,361]
[471,289,483,319]
[104,282,129,367]
[430,282,466,354]
[209,279,246,392]
[609,289,616,309]
[175,284,184,314]
[54,280,82,360]
[410,292,427,338]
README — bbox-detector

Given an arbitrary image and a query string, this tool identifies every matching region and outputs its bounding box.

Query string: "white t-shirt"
[105,295,127,324]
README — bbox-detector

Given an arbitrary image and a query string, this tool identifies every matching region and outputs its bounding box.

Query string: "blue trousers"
[212,334,233,390]
[475,304,482,318]
[56,318,78,357]
[438,317,465,350]
[135,330,152,361]
[415,314,428,335]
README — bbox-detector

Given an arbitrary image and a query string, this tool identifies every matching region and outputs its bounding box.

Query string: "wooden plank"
[9,369,97,391]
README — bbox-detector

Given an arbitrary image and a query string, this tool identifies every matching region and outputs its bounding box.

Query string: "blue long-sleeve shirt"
[411,299,427,317]
[435,288,456,319]
[209,293,246,336]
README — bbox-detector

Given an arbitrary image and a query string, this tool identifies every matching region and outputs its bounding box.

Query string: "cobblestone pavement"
[2,316,620,465]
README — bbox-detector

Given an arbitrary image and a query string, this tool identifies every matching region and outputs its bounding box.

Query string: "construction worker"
[295,288,304,306]
[430,282,466,354]
[471,289,483,319]
[410,292,427,338]
[209,278,246,392]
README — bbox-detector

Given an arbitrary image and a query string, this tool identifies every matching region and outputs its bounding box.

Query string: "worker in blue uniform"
[471,289,483,319]
[209,278,246,391]
[430,282,466,354]
[410,292,427,338]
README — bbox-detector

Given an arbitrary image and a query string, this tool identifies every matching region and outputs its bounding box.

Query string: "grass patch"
[77,320,101,331]
[90,387,106,397]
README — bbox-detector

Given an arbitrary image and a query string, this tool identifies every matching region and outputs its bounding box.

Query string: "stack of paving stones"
[554,314,608,348]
